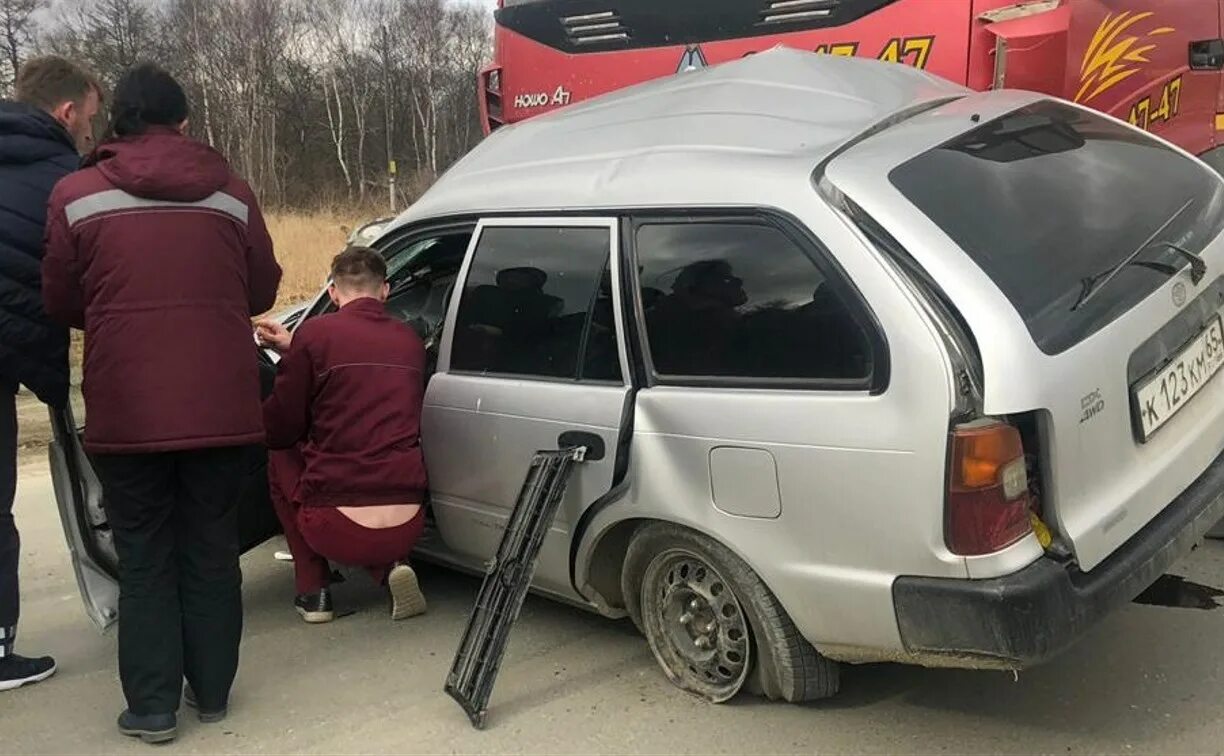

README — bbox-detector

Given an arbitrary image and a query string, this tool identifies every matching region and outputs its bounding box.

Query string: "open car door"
[49,221,478,631]
[50,350,284,632]
[49,404,118,630]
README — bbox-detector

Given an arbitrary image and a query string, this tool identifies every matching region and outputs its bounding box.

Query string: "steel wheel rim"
[644,548,750,700]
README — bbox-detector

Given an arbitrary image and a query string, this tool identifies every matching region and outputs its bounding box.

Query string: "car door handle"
[1190,39,1224,70]
[557,431,605,461]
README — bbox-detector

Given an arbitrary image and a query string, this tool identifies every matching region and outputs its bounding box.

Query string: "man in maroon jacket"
[42,63,280,744]
[257,246,428,626]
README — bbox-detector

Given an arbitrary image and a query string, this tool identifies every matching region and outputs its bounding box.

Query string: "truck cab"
[483,0,1224,166]
[976,0,1224,167]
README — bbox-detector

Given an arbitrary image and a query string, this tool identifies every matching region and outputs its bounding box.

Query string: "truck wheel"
[622,523,839,703]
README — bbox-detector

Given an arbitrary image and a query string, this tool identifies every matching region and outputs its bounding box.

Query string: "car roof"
[389,47,968,229]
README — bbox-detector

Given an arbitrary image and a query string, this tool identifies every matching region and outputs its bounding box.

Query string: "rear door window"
[450,225,621,381]
[635,220,876,385]
[891,101,1224,354]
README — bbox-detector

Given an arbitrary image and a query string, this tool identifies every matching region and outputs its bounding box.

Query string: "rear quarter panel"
[576,189,968,656]
[827,90,1224,571]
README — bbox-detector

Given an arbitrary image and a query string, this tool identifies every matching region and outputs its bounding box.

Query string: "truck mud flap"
[444,447,586,729]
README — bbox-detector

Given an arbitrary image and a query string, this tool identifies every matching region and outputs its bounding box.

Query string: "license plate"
[1133,316,1224,441]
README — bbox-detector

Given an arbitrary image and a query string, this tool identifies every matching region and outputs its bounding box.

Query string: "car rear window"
[890,101,1224,354]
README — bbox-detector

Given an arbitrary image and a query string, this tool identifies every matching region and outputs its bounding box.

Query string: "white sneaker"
[388,563,427,621]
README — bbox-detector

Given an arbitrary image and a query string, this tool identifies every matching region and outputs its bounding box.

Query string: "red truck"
[478,0,1224,169]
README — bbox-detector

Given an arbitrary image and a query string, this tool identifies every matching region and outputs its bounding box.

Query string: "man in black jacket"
[0,56,99,692]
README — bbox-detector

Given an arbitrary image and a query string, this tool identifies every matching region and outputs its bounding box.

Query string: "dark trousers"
[92,448,247,715]
[0,383,17,630]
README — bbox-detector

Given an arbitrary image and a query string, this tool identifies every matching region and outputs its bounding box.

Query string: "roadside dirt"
[15,379,83,465]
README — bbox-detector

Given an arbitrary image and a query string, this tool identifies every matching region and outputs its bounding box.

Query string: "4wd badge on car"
[1080,388,1105,424]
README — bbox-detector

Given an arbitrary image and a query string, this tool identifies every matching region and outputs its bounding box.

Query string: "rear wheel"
[622,523,839,703]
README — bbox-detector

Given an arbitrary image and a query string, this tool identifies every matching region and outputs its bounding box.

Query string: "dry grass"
[18,208,381,456]
[266,208,372,308]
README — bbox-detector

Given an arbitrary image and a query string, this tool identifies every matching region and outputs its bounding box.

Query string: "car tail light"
[947,420,1034,556]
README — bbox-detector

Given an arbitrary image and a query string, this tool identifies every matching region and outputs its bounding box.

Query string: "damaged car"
[53,48,1224,704]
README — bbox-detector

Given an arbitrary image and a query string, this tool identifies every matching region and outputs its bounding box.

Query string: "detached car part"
[445,446,586,729]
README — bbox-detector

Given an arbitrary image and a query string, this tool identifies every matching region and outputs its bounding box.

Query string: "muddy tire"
[622,522,839,703]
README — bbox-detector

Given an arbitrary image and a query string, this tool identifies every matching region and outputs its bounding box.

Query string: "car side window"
[635,221,873,383]
[383,232,472,342]
[309,230,471,336]
[581,264,622,382]
[450,225,619,381]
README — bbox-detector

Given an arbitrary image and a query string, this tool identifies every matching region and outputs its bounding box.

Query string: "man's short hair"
[331,246,387,292]
[15,56,101,112]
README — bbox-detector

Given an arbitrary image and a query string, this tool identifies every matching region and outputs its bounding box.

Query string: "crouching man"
[257,247,428,623]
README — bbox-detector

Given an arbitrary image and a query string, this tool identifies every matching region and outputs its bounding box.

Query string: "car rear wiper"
[1150,241,1207,284]
[1072,197,1197,311]
[1074,260,1180,310]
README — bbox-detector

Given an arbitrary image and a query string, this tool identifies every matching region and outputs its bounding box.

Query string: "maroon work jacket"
[263,298,429,507]
[42,128,281,453]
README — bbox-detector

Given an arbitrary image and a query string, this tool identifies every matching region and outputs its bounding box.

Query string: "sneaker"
[294,588,335,623]
[183,683,227,724]
[117,710,177,744]
[388,563,427,621]
[0,654,57,692]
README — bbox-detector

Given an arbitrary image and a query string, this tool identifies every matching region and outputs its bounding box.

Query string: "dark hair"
[15,56,101,112]
[109,62,189,137]
[331,246,387,291]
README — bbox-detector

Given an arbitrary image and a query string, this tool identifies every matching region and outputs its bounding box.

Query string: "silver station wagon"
[54,48,1224,704]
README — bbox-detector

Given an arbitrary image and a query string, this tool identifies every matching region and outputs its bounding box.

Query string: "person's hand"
[254,319,292,353]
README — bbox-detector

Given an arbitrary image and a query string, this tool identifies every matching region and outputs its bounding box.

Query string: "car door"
[53,221,481,628]
[49,358,280,631]
[49,404,119,630]
[422,217,632,601]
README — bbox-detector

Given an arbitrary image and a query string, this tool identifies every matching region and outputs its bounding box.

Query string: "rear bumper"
[893,447,1224,669]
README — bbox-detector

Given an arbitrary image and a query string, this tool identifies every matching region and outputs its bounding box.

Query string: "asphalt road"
[4,462,1224,755]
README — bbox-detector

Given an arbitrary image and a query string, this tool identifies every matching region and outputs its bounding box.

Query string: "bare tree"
[0,0,42,92]
[31,0,492,209]
[41,0,161,88]
[305,0,380,201]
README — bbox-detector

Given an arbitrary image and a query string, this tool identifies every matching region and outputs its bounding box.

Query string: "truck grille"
[760,0,841,26]
[496,0,900,54]
[562,10,630,46]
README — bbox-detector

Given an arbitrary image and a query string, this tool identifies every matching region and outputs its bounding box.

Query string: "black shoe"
[183,683,228,724]
[294,588,334,623]
[0,654,57,692]
[117,710,177,744]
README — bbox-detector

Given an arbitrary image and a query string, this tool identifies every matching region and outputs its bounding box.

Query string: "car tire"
[622,522,839,703]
